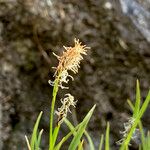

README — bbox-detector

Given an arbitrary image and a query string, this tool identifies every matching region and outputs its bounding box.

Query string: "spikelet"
[55,39,89,75]
[116,117,139,145]
[49,38,90,89]
[55,94,77,125]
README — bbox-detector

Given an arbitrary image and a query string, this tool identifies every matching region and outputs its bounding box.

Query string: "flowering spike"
[50,39,90,89]
[116,117,139,145]
[55,94,77,125]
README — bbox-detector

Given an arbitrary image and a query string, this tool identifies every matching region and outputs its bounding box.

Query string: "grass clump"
[25,39,150,150]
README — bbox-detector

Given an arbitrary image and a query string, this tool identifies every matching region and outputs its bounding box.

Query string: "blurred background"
[0,0,150,149]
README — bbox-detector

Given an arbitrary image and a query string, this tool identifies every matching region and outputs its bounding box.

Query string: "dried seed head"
[49,39,90,89]
[55,94,77,125]
[116,117,139,145]
[55,38,89,75]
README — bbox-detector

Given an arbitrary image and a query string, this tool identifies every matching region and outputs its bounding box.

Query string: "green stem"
[49,77,60,150]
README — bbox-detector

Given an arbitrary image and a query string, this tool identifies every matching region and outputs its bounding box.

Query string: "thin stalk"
[49,76,60,150]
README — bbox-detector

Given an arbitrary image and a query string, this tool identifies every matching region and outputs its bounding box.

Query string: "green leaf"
[127,99,134,111]
[36,129,43,150]
[64,118,95,150]
[139,122,146,150]
[105,122,110,150]
[52,125,60,148]
[54,137,66,150]
[31,111,43,150]
[141,131,150,150]
[78,140,84,150]
[138,90,150,121]
[133,80,141,118]
[148,132,150,149]
[84,131,95,150]
[64,118,77,136]
[98,134,104,150]
[54,123,81,150]
[128,99,146,150]
[68,105,96,150]
[125,145,129,150]
[120,90,150,150]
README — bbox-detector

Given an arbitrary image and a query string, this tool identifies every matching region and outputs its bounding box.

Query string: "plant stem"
[49,77,59,150]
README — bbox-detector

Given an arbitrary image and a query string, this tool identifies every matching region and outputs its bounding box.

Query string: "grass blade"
[141,131,150,150]
[133,80,141,118]
[120,90,150,150]
[64,118,95,150]
[25,135,31,150]
[68,105,96,150]
[147,132,150,149]
[31,111,43,150]
[84,131,95,150]
[127,99,134,111]
[105,122,110,150]
[36,129,43,150]
[78,140,84,150]
[139,122,146,150]
[64,118,76,136]
[99,134,104,150]
[52,125,60,148]
[54,123,81,150]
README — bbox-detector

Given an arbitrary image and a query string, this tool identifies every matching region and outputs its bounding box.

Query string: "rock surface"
[0,0,150,149]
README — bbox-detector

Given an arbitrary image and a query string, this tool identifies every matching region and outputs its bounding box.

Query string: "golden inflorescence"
[49,38,89,124]
[49,38,90,89]
[55,38,89,75]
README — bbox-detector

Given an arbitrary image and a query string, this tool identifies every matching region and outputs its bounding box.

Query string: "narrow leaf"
[120,90,150,150]
[25,135,31,150]
[68,105,96,150]
[64,118,76,136]
[64,118,95,150]
[139,122,146,150]
[127,99,134,111]
[31,111,43,150]
[98,134,104,150]
[54,123,81,150]
[78,140,84,150]
[84,131,95,150]
[36,129,43,150]
[133,80,141,117]
[52,125,60,148]
[105,122,110,150]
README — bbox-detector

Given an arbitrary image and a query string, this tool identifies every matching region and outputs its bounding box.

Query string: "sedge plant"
[25,39,96,150]
[25,39,150,150]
